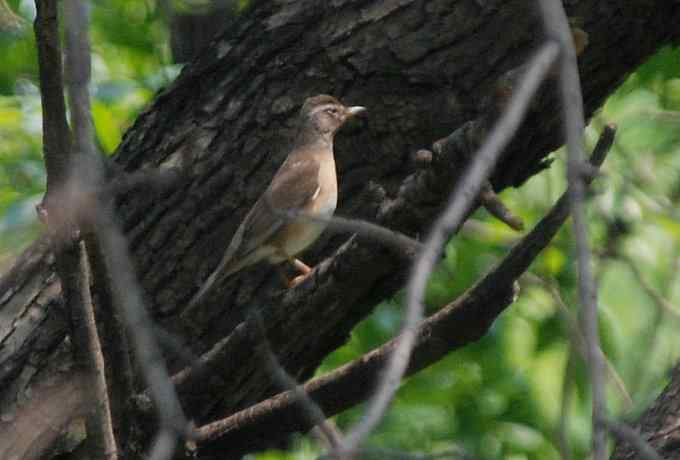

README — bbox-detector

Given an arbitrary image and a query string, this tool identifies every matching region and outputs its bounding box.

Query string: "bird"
[187,94,366,311]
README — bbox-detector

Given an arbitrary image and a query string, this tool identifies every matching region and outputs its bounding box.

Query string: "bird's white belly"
[280,194,336,257]
[280,153,338,256]
[268,153,338,262]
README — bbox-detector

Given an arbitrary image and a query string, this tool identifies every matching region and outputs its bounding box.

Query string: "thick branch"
[34,0,71,195]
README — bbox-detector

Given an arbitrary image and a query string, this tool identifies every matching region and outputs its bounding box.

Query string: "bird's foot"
[278,257,313,288]
[287,271,312,288]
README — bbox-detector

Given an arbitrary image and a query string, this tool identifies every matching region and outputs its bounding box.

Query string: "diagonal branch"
[34,0,71,198]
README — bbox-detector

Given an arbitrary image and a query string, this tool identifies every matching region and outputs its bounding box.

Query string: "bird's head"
[300,95,367,139]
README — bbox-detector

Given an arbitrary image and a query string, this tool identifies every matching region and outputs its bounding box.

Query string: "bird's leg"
[287,257,312,288]
[291,258,312,274]
[274,251,314,288]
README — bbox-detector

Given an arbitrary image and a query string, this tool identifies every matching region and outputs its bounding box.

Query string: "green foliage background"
[0,2,679,459]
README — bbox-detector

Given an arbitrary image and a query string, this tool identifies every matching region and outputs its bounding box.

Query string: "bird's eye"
[326,107,338,115]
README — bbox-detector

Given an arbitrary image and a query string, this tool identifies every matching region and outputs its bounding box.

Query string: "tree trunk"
[1,0,679,458]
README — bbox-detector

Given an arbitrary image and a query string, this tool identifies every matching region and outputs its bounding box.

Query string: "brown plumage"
[187,95,366,310]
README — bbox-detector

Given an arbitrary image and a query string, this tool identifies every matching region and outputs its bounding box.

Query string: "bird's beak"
[345,106,367,119]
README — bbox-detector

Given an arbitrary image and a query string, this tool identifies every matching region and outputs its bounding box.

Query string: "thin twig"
[75,242,119,459]
[479,181,525,231]
[274,209,423,261]
[622,246,680,398]
[186,190,424,315]
[84,235,136,448]
[340,41,560,454]
[537,2,607,458]
[557,348,576,460]
[621,255,680,321]
[525,275,632,408]
[649,419,680,442]
[147,428,178,460]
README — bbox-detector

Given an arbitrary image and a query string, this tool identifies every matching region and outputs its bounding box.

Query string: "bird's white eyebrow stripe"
[309,103,338,115]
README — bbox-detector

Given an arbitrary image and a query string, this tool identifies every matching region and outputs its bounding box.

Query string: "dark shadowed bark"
[1,0,679,458]
[163,0,237,63]
[611,363,680,460]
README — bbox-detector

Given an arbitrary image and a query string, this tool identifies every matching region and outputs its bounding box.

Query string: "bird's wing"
[236,156,321,257]
[186,157,320,312]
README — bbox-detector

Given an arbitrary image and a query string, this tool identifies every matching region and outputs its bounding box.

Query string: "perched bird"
[188,95,366,310]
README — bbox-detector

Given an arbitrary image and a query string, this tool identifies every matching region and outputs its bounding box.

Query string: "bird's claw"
[288,271,311,288]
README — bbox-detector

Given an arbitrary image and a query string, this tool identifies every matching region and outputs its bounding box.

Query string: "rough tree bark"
[0,0,679,458]
[611,363,680,460]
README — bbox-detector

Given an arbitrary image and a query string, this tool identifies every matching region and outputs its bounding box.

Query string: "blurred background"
[0,1,679,459]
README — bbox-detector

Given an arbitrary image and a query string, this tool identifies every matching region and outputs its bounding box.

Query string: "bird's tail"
[184,269,220,315]
[183,247,254,315]
[183,251,238,315]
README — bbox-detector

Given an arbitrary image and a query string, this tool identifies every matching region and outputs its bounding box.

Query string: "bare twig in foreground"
[524,274,632,408]
[339,41,560,455]
[147,428,178,460]
[62,0,118,457]
[274,209,423,261]
[557,348,576,460]
[74,242,118,459]
[537,2,607,459]
[621,255,680,321]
